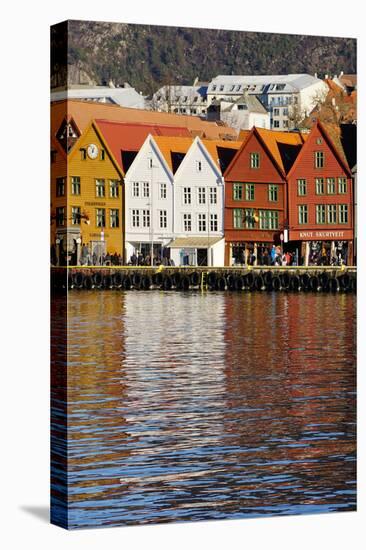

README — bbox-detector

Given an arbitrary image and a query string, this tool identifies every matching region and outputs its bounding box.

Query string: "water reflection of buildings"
[222,293,356,511]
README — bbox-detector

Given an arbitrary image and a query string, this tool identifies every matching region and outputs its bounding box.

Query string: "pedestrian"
[270,245,276,265]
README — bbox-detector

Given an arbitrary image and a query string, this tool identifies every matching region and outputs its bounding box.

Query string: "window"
[142,209,150,228]
[96,208,105,227]
[273,120,280,128]
[100,149,105,160]
[196,160,202,172]
[80,148,86,160]
[143,182,150,198]
[233,183,243,201]
[233,208,243,229]
[212,85,217,91]
[316,204,326,224]
[339,204,348,224]
[159,210,167,228]
[273,108,280,116]
[327,178,336,194]
[71,176,81,195]
[148,157,153,169]
[315,151,324,168]
[96,179,105,198]
[316,137,323,145]
[132,209,140,227]
[245,183,255,201]
[219,85,225,91]
[283,120,289,128]
[183,213,192,232]
[160,183,167,199]
[236,85,241,91]
[297,179,307,196]
[268,184,278,202]
[327,204,337,224]
[210,213,218,232]
[210,187,217,204]
[250,152,260,168]
[133,182,139,197]
[298,205,308,224]
[183,187,191,204]
[71,206,81,225]
[110,209,119,228]
[198,213,206,232]
[315,178,324,194]
[259,210,279,229]
[56,207,65,226]
[283,108,289,116]
[198,187,206,204]
[245,208,255,229]
[110,180,119,198]
[338,177,347,194]
[230,85,235,91]
[56,177,65,197]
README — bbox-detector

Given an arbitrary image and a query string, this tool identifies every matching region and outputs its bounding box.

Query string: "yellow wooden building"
[51,119,124,265]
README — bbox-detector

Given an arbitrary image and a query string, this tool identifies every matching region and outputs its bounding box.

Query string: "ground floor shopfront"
[288,229,354,266]
[168,236,225,267]
[225,229,283,266]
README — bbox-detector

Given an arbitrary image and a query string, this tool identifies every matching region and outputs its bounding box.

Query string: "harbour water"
[52,291,356,528]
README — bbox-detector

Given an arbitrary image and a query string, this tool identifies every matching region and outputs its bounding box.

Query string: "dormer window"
[212,85,217,91]
[219,85,225,91]
[276,84,286,91]
[236,85,241,91]
[230,85,235,91]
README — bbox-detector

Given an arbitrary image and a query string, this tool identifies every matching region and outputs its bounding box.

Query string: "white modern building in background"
[208,93,270,131]
[207,74,328,130]
[151,84,208,116]
[51,82,146,109]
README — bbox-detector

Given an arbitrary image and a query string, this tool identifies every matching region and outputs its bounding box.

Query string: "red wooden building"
[287,121,353,265]
[224,127,304,265]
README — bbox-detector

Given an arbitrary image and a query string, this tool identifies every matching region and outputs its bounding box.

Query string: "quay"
[51,265,357,293]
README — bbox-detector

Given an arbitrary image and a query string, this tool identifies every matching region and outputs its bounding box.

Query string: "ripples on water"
[51,291,356,528]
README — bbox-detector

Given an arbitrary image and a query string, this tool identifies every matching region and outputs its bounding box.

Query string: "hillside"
[51,20,357,95]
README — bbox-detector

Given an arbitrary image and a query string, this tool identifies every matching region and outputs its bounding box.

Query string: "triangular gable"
[124,134,174,183]
[287,120,352,179]
[223,127,286,182]
[174,136,223,181]
[68,120,124,178]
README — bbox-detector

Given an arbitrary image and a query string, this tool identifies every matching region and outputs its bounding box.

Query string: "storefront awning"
[167,236,223,248]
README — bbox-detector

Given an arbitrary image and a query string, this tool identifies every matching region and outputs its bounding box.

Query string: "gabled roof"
[51,99,238,142]
[201,140,242,175]
[224,126,306,180]
[238,129,251,141]
[287,120,352,178]
[255,128,306,174]
[152,136,194,173]
[94,119,191,174]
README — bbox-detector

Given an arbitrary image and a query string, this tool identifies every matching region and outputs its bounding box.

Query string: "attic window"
[316,138,323,145]
[230,85,235,91]
[196,160,202,172]
[219,85,225,91]
[212,85,217,91]
[236,85,241,91]
[157,95,161,101]
[100,149,105,160]
[276,84,286,91]
[80,148,87,160]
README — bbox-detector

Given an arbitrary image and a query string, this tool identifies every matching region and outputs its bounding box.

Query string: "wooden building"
[286,120,353,265]
[223,127,304,265]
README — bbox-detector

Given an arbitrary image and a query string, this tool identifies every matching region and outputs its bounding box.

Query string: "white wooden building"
[123,134,193,264]
[168,137,241,267]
